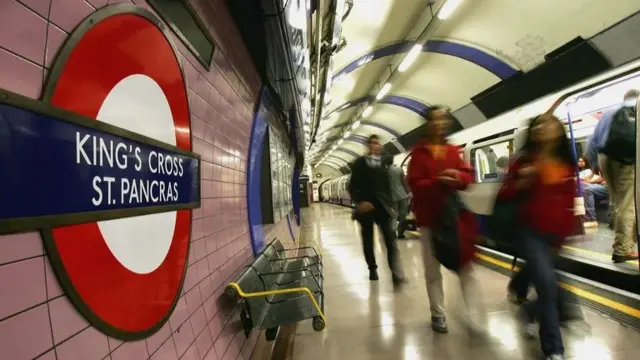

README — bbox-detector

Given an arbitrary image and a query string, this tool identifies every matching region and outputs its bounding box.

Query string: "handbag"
[487,196,521,248]
[430,192,465,272]
[487,155,529,255]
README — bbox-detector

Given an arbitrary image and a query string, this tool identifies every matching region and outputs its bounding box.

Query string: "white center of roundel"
[95,74,178,274]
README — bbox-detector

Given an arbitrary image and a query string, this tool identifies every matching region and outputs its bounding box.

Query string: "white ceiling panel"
[392,52,501,109]
[432,0,640,71]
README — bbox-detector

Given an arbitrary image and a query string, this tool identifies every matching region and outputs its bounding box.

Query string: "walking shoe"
[545,354,564,360]
[522,322,537,338]
[369,270,379,281]
[517,307,536,338]
[507,282,528,305]
[612,252,639,263]
[431,316,449,333]
[583,221,598,229]
[507,290,528,305]
[392,274,407,285]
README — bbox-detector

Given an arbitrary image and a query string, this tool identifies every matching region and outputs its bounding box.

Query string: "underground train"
[320,59,640,285]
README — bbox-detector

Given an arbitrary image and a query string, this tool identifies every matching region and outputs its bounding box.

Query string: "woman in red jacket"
[407,106,480,334]
[498,113,576,360]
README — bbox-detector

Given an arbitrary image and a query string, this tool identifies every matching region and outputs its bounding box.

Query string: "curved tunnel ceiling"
[332,39,519,83]
[310,0,640,168]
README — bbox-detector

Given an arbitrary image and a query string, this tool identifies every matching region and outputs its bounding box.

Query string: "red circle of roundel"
[45,12,192,335]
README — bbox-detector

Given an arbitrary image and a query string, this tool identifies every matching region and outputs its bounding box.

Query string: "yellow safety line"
[475,253,521,272]
[559,282,640,318]
[563,245,639,265]
[474,253,640,319]
[226,282,327,326]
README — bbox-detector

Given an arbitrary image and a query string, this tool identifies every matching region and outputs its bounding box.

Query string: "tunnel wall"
[0,1,295,359]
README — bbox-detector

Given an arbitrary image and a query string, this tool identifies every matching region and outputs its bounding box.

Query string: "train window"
[268,128,293,221]
[471,140,513,182]
[574,138,588,159]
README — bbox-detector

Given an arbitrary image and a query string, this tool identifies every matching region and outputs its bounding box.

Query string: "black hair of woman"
[578,154,590,169]
[520,114,577,168]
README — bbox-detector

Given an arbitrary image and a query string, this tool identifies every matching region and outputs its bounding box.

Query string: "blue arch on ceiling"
[324,160,345,169]
[326,95,431,119]
[326,134,368,144]
[333,40,519,82]
[322,95,431,128]
[336,148,359,158]
[323,119,402,138]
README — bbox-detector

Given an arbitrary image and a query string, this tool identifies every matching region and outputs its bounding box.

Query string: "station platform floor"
[288,203,640,360]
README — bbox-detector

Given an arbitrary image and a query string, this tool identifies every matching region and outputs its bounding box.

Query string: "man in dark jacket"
[348,134,405,284]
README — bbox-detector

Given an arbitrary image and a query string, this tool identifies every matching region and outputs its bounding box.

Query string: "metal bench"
[226,240,326,341]
[261,238,322,275]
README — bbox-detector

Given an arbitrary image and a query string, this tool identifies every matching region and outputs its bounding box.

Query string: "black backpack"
[601,107,636,165]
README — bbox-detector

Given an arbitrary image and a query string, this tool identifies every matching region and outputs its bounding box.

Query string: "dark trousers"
[357,208,401,277]
[517,230,565,356]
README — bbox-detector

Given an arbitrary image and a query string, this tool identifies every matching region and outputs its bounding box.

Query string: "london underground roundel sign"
[41,5,194,339]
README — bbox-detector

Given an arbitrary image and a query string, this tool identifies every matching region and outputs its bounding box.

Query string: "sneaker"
[507,291,528,305]
[545,354,564,360]
[523,322,537,338]
[517,307,536,338]
[369,270,379,281]
[583,221,599,229]
[431,316,449,333]
[612,252,639,263]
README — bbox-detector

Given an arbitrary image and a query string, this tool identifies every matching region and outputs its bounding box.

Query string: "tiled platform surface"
[287,204,640,360]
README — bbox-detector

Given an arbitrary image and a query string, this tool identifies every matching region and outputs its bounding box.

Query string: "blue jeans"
[583,183,608,221]
[521,230,564,356]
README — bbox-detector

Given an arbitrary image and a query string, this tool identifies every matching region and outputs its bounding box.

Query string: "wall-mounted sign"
[0,102,199,225]
[0,4,199,340]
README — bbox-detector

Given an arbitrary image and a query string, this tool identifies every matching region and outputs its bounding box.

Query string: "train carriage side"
[449,62,640,291]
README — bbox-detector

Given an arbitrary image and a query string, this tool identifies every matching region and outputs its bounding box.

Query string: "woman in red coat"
[407,106,481,334]
[497,113,576,360]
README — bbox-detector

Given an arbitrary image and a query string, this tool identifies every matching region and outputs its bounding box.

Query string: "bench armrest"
[225,282,327,326]
[278,246,321,258]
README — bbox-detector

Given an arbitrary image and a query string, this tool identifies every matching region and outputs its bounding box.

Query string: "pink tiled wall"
[0,1,289,359]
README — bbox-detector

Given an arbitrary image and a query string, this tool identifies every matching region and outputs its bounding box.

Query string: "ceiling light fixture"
[398,44,422,72]
[438,0,463,20]
[352,120,361,129]
[343,131,351,139]
[376,83,391,100]
[362,106,372,117]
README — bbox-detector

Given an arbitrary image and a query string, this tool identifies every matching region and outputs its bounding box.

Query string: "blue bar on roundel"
[0,103,200,224]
